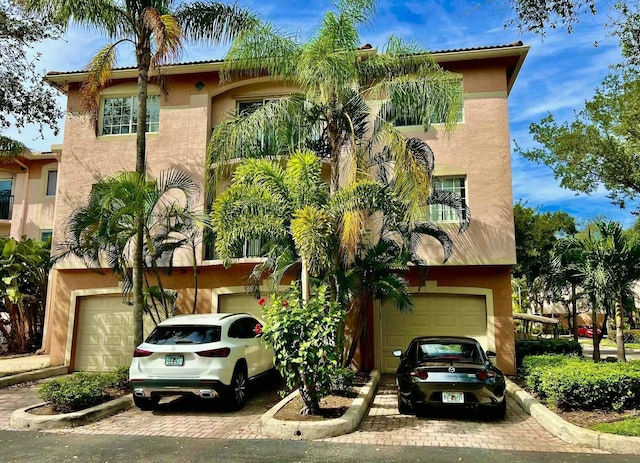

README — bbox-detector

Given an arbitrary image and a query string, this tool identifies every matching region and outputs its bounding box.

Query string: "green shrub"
[515,338,582,368]
[520,355,640,411]
[38,368,128,413]
[330,367,355,394]
[623,330,640,344]
[262,284,345,414]
[521,355,572,395]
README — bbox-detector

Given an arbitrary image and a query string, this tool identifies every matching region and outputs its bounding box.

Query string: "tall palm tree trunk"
[133,39,152,346]
[615,299,627,362]
[591,295,601,362]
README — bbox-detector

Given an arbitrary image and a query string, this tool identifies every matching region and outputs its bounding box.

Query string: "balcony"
[0,194,13,220]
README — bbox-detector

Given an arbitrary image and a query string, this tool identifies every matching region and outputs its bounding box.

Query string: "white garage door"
[74,295,135,372]
[377,294,487,373]
[218,293,265,320]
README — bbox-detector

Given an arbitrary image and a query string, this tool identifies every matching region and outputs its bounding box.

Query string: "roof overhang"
[44,43,529,95]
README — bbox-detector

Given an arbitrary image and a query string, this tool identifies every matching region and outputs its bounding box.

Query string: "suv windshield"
[145,325,221,345]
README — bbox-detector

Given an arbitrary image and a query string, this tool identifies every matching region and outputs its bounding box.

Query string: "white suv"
[129,313,274,410]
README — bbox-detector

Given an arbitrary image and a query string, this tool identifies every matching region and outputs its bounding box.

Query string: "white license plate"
[165,354,184,366]
[442,392,464,404]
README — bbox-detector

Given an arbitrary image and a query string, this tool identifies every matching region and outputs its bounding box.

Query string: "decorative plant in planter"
[261,284,345,415]
[37,367,129,413]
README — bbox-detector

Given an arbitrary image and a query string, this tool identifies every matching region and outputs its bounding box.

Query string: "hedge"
[38,367,129,413]
[515,338,582,368]
[521,355,640,411]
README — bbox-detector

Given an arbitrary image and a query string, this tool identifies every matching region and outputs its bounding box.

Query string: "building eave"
[44,42,529,95]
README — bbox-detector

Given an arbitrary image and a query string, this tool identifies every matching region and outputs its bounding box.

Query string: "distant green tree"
[0,0,62,155]
[512,201,577,312]
[553,220,640,362]
[517,69,640,210]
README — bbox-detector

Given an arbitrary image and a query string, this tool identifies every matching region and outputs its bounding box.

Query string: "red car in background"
[577,325,602,338]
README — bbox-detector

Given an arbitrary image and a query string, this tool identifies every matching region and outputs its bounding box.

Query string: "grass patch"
[599,339,640,349]
[592,417,640,436]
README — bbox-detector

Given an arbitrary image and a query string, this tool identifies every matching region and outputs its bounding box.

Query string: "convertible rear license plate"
[165,354,184,366]
[442,392,464,404]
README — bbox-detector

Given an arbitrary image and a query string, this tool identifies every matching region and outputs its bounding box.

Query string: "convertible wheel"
[486,397,506,420]
[133,395,160,411]
[397,393,414,415]
[226,366,248,411]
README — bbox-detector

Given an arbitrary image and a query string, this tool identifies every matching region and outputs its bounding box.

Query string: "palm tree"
[554,221,640,362]
[209,0,463,261]
[213,148,469,369]
[61,168,203,326]
[550,238,587,341]
[18,0,258,345]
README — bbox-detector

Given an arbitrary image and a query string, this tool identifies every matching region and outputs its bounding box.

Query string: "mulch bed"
[273,372,370,422]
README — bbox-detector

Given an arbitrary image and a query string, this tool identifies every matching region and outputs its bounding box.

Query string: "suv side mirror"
[392,349,403,358]
[486,350,496,358]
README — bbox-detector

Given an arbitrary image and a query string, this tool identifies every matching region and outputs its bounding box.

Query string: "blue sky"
[7,0,636,227]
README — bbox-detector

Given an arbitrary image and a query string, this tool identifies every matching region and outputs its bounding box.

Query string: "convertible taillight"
[409,369,428,380]
[476,370,495,381]
[133,348,152,357]
[196,347,231,357]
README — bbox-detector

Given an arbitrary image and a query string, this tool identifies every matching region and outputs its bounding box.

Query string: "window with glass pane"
[46,170,57,196]
[101,95,159,135]
[41,230,53,242]
[428,177,467,222]
[236,99,278,154]
[383,82,463,127]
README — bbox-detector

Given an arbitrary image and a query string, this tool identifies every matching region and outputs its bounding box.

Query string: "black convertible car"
[393,336,506,419]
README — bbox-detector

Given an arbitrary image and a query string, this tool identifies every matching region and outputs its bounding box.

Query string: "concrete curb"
[506,378,640,455]
[0,366,69,388]
[10,394,134,431]
[260,370,380,440]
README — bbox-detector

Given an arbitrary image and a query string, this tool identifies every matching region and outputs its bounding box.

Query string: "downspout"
[13,158,30,238]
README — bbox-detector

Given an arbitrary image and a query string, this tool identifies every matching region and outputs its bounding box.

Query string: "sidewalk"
[0,354,51,374]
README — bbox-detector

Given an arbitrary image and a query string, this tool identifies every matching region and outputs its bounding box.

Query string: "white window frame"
[428,176,467,223]
[99,94,160,136]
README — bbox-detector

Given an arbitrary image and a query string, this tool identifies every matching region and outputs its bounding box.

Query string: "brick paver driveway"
[323,376,604,454]
[0,375,606,454]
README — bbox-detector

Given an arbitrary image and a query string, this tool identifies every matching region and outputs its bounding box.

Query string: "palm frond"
[176,1,258,45]
[428,190,471,233]
[411,221,455,263]
[143,9,183,68]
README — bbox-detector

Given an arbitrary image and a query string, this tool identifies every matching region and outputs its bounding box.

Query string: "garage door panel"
[378,294,487,374]
[74,295,135,372]
[219,294,264,319]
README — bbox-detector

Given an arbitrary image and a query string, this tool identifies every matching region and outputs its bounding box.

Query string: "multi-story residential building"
[41,41,528,375]
[0,148,59,241]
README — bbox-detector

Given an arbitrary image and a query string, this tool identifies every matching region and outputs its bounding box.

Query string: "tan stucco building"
[0,149,59,241]
[41,41,528,375]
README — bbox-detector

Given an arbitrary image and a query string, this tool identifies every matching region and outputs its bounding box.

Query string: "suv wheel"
[134,395,160,411]
[226,366,248,411]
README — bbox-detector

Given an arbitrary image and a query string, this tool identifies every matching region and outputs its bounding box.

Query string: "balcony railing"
[0,194,13,220]
[204,236,264,260]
